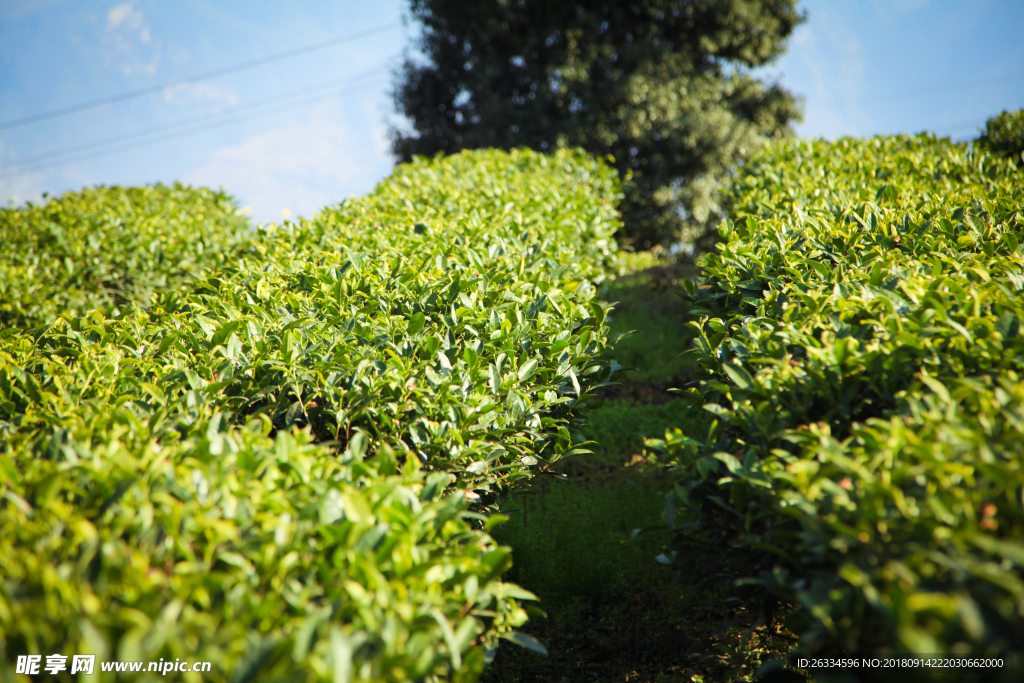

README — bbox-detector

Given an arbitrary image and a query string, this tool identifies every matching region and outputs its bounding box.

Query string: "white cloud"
[185,99,394,224]
[107,2,146,31]
[104,2,159,75]
[106,5,128,27]
[167,40,190,65]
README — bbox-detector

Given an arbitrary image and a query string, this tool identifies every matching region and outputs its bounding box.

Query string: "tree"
[391,0,804,249]
[977,109,1024,168]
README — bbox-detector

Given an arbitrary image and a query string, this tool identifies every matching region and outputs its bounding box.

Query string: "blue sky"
[762,1,1024,142]
[2,1,1022,225]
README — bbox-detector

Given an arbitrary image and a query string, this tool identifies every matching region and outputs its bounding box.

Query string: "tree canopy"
[392,0,805,248]
[977,109,1024,167]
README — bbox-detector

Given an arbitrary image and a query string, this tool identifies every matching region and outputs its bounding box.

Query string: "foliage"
[0,148,624,682]
[0,183,252,329]
[392,0,804,249]
[653,134,1024,678]
[976,108,1024,167]
[601,270,699,384]
[0,416,528,683]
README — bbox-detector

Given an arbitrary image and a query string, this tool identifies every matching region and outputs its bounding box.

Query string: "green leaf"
[517,358,539,381]
[568,367,581,396]
[211,320,241,347]
[499,631,548,656]
[438,350,453,372]
[330,627,353,683]
[722,363,754,390]
[713,452,742,475]
[293,610,328,661]
[918,373,950,404]
[225,333,243,360]
[431,609,462,669]
[408,312,426,335]
[996,313,1019,339]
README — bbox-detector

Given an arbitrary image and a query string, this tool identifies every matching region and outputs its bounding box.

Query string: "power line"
[0,78,384,178]
[930,102,1024,137]
[0,22,401,131]
[931,115,989,134]
[0,77,386,179]
[4,65,386,173]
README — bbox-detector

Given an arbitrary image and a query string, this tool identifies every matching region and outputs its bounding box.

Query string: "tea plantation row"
[0,149,622,682]
[659,134,1024,679]
[0,183,252,329]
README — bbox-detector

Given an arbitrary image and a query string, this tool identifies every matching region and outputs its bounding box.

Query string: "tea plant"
[0,183,252,329]
[0,148,623,682]
[655,134,1024,678]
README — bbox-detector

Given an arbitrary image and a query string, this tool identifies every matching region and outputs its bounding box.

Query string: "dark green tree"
[977,109,1024,167]
[391,0,805,249]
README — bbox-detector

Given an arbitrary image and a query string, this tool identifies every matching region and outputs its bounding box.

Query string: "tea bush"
[0,183,253,329]
[656,134,1024,675]
[0,148,623,682]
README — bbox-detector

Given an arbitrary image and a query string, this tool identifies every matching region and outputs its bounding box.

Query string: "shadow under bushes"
[482,260,799,683]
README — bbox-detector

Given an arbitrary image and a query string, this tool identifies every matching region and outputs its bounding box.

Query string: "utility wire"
[4,65,385,172]
[0,77,385,179]
[932,115,990,134]
[0,22,401,131]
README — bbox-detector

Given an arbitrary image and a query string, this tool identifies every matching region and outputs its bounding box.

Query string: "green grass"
[493,474,672,603]
[486,452,795,682]
[482,258,798,682]
[600,266,699,384]
[581,398,712,461]
[492,396,704,607]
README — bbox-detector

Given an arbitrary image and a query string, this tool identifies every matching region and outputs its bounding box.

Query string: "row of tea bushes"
[0,148,623,681]
[0,183,253,329]
[0,410,529,683]
[656,134,1024,673]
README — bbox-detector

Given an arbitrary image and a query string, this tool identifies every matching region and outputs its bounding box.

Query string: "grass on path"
[483,255,799,683]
